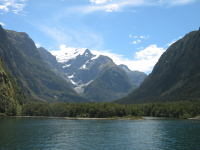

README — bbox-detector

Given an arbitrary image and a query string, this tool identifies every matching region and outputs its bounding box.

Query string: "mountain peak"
[0,24,3,30]
[118,64,131,72]
[83,49,94,57]
[84,48,90,53]
[51,47,86,63]
[0,25,7,41]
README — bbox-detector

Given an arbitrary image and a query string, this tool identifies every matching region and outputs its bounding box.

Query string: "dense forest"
[18,101,200,119]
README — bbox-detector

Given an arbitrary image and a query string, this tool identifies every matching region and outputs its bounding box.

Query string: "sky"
[0,0,200,73]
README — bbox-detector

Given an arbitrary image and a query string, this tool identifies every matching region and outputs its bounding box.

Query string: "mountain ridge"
[118,29,200,104]
[50,47,147,101]
[0,25,87,102]
[0,25,147,103]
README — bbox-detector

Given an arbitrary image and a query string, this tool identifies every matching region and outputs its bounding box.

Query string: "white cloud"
[129,34,149,39]
[86,0,146,13]
[67,0,197,15]
[35,43,41,48]
[86,0,198,13]
[132,39,142,44]
[129,34,149,45]
[130,44,165,72]
[0,0,27,14]
[92,44,165,73]
[52,44,165,73]
[159,0,196,6]
[134,44,165,60]
[0,21,5,26]
[104,3,120,12]
[90,0,111,4]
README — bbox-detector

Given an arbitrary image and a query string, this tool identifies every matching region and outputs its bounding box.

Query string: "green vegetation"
[0,26,86,102]
[83,66,136,102]
[119,30,200,104]
[1,26,200,120]
[21,101,200,119]
[137,101,200,119]
[0,59,21,116]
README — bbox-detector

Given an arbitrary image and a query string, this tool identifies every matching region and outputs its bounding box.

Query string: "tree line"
[19,101,200,119]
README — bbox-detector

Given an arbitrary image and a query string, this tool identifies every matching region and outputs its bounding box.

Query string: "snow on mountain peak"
[50,45,87,63]
[50,45,100,63]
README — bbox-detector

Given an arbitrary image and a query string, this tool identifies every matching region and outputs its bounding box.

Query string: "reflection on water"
[0,118,200,150]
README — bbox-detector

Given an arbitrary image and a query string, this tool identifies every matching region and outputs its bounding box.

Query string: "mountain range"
[118,28,200,104]
[0,25,86,102]
[0,25,146,103]
[49,47,147,102]
[2,24,200,106]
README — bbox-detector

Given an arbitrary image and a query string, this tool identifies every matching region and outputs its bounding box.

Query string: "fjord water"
[0,118,200,150]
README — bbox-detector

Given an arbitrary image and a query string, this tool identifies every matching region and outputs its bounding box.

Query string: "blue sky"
[0,0,200,73]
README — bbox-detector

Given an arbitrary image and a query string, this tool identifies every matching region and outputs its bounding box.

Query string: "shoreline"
[6,115,142,120]
[188,116,200,120]
[2,115,200,120]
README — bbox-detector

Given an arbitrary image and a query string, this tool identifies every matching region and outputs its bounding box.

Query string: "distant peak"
[37,47,45,50]
[0,24,3,30]
[0,25,7,41]
[51,47,94,63]
[83,49,94,57]
[119,64,130,71]
[0,24,5,34]
[83,49,91,54]
[85,48,90,52]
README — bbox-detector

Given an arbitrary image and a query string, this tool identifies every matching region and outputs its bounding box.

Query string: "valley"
[1,25,200,119]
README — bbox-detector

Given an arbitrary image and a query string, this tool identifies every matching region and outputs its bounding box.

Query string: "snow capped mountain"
[51,45,99,63]
[51,48,103,83]
[50,48,147,101]
[51,48,113,93]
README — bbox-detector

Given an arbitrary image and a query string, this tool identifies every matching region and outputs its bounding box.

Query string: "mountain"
[37,47,73,86]
[51,48,102,89]
[51,48,147,102]
[0,59,22,115]
[83,65,136,102]
[118,64,147,86]
[118,29,200,104]
[37,47,63,76]
[0,25,86,102]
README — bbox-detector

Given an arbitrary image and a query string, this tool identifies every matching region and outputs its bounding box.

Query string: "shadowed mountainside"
[118,29,200,104]
[0,25,87,102]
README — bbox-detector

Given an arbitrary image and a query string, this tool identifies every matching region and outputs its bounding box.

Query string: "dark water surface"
[0,117,200,150]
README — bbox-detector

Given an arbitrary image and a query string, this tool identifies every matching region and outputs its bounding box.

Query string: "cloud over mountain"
[51,44,165,73]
